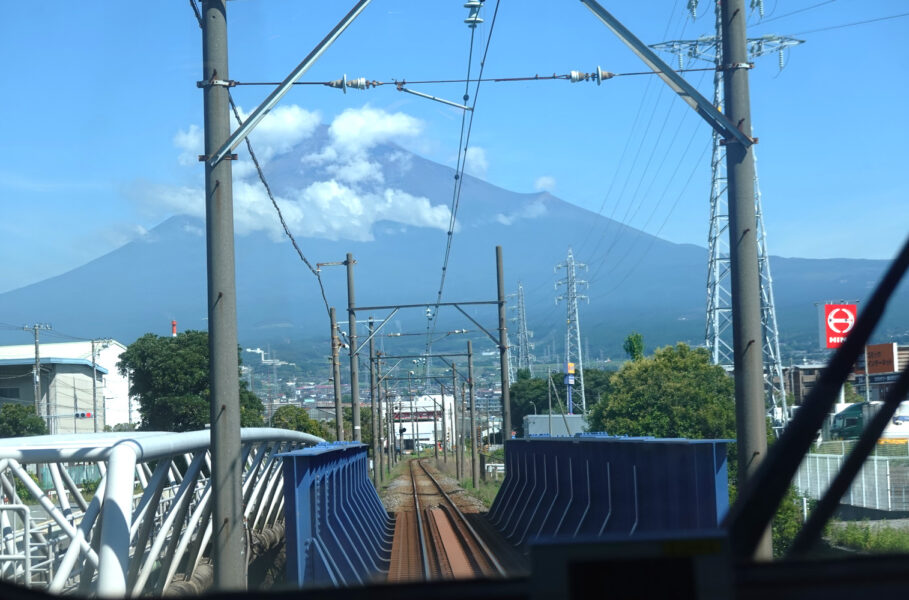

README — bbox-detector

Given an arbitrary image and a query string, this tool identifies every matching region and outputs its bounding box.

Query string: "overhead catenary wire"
[788,11,909,35]
[422,0,502,375]
[751,0,836,25]
[226,92,333,320]
[227,67,717,88]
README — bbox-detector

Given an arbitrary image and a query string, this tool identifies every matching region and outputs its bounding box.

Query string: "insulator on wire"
[325,74,377,93]
[778,48,785,70]
[569,66,614,85]
[678,54,684,71]
[347,77,378,90]
[687,0,697,20]
[464,0,484,28]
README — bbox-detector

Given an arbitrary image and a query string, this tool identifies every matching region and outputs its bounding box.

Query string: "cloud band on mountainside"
[146,104,453,242]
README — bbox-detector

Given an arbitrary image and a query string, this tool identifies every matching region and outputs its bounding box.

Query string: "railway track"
[387,459,507,582]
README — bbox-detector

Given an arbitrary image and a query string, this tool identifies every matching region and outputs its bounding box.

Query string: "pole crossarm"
[352,300,497,312]
[207,0,372,167]
[379,353,470,360]
[453,305,500,346]
[354,308,399,356]
[436,356,472,384]
[579,0,754,147]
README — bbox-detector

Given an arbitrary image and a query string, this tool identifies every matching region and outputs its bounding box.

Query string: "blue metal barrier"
[281,442,394,588]
[488,436,730,548]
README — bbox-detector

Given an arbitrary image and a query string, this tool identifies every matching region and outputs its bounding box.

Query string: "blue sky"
[1,0,907,294]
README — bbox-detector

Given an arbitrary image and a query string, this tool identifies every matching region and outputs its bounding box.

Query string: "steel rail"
[415,459,507,577]
[408,460,432,580]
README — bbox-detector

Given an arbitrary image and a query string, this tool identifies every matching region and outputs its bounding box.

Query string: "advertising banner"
[820,303,857,349]
[865,342,898,374]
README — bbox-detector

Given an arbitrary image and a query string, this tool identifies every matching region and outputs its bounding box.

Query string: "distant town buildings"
[0,340,134,433]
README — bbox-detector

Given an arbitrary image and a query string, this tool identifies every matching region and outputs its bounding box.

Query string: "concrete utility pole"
[346,253,361,441]
[384,376,392,472]
[452,364,460,478]
[468,341,479,488]
[460,381,468,480]
[722,0,771,560]
[201,0,244,590]
[496,246,512,442]
[369,317,382,482]
[26,324,51,432]
[368,318,380,483]
[409,371,416,453]
[330,308,344,441]
[440,383,448,463]
[91,340,99,432]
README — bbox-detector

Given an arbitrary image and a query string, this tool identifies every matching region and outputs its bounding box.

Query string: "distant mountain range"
[1,132,906,364]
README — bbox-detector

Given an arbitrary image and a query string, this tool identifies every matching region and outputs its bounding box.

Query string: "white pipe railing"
[0,428,322,596]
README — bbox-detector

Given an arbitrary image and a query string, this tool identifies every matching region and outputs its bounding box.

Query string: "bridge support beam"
[97,443,137,597]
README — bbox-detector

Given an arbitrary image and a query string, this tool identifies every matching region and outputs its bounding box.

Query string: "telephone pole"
[330,308,344,441]
[25,324,51,432]
[201,0,244,589]
[722,0,772,560]
[346,253,361,441]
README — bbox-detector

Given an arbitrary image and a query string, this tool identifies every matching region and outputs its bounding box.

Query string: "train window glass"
[845,417,858,427]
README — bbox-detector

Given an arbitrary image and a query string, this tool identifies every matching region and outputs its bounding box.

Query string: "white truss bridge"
[0,428,322,596]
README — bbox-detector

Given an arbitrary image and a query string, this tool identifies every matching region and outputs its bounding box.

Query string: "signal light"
[75,411,93,419]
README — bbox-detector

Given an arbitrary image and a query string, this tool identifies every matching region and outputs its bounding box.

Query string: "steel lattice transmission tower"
[510,282,535,376]
[651,4,803,426]
[555,249,588,413]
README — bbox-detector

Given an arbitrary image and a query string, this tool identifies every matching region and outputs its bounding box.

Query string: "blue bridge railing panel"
[489,436,731,548]
[281,442,394,588]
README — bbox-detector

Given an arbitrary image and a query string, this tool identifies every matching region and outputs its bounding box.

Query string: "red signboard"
[824,304,857,349]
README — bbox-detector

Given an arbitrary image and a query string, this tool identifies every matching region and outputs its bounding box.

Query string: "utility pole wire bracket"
[580,0,754,149]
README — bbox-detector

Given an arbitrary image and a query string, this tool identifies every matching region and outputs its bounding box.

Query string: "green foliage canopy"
[588,343,735,439]
[623,331,644,361]
[117,330,264,432]
[0,403,48,438]
[272,405,331,439]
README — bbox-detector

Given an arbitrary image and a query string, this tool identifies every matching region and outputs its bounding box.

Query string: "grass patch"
[458,477,502,509]
[828,522,909,553]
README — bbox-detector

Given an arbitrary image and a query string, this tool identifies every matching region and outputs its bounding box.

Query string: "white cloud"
[238,104,321,162]
[464,146,488,179]
[495,199,548,226]
[174,125,203,167]
[328,105,423,154]
[159,104,452,242]
[534,175,556,192]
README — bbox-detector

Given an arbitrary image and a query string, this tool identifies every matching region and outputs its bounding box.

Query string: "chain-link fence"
[794,441,909,512]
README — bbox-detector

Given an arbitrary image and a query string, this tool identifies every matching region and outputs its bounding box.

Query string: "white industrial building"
[389,393,456,452]
[0,340,134,434]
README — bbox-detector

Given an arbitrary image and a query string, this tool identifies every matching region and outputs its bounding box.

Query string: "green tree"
[623,331,645,362]
[588,343,735,439]
[509,373,550,437]
[342,406,373,446]
[0,403,48,438]
[272,405,331,439]
[117,330,263,432]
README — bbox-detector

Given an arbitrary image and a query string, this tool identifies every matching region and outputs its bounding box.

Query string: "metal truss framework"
[0,428,321,596]
[555,249,588,413]
[651,9,803,425]
[511,282,535,377]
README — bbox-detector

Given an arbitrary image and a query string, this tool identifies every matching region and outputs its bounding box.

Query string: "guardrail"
[488,435,731,547]
[281,442,393,588]
[0,428,322,596]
